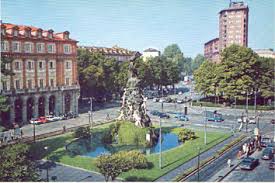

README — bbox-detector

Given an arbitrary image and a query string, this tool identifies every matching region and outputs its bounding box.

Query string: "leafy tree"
[163,44,182,59]
[218,45,260,100]
[74,126,91,139]
[0,143,38,181]
[191,54,205,72]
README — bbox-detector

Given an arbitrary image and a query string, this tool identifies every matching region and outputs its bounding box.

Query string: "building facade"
[204,38,220,63]
[254,49,275,59]
[0,23,80,124]
[219,1,248,51]
[204,1,249,63]
[142,48,160,61]
[78,45,135,62]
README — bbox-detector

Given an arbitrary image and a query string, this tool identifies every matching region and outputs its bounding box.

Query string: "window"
[37,32,42,38]
[15,80,20,89]
[1,41,9,52]
[14,61,21,70]
[13,30,18,36]
[24,42,33,53]
[49,61,55,69]
[49,33,53,39]
[25,31,31,37]
[12,41,20,52]
[27,80,32,89]
[39,61,43,70]
[27,61,34,70]
[66,61,71,69]
[65,78,70,85]
[39,79,44,88]
[1,28,6,35]
[63,44,71,54]
[5,63,10,70]
[50,79,54,87]
[47,43,56,53]
[36,43,45,53]
[2,81,7,90]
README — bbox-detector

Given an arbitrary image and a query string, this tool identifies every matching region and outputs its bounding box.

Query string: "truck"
[205,111,224,122]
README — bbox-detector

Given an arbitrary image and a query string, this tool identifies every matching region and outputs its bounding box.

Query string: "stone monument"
[117,52,151,127]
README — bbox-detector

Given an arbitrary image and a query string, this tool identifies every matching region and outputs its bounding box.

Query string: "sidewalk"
[155,134,240,182]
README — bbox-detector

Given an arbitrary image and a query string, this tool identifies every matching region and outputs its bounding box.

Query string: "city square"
[0,0,274,182]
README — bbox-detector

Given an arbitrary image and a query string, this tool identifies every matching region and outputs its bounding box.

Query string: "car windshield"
[262,138,271,142]
[242,158,253,163]
[263,148,272,153]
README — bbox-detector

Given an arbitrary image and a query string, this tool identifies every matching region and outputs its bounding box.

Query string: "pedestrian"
[20,128,23,138]
[63,125,66,133]
[106,113,110,120]
[227,159,232,168]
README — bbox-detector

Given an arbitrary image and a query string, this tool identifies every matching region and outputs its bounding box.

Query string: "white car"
[29,118,39,124]
[46,115,57,122]
[159,98,165,103]
[177,99,184,104]
[237,118,243,123]
[248,117,256,124]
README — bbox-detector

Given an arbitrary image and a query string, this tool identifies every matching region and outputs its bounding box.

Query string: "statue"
[117,52,151,127]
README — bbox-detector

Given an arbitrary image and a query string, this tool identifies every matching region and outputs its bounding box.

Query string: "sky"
[1,0,274,58]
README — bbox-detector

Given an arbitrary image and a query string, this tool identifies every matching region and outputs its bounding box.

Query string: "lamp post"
[204,108,207,145]
[246,90,249,116]
[44,146,49,182]
[61,86,64,115]
[33,123,36,142]
[254,90,257,115]
[90,97,93,128]
[197,147,201,182]
[159,101,164,169]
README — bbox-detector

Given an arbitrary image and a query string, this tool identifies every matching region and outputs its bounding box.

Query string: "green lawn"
[30,122,230,181]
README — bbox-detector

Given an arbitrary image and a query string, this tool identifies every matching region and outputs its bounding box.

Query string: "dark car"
[164,97,173,103]
[269,156,275,169]
[261,137,272,147]
[262,148,273,160]
[150,110,161,116]
[239,157,259,170]
[271,119,275,124]
[159,112,170,119]
[267,143,275,154]
[175,113,189,121]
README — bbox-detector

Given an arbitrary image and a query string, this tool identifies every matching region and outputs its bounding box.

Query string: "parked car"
[261,137,272,147]
[239,157,259,170]
[262,148,273,160]
[248,117,256,124]
[164,97,173,103]
[267,143,275,154]
[271,119,275,124]
[150,110,161,116]
[153,98,160,102]
[159,112,170,119]
[205,111,224,122]
[269,156,275,169]
[159,98,165,103]
[46,115,58,122]
[175,114,189,121]
[177,99,184,104]
[29,118,39,124]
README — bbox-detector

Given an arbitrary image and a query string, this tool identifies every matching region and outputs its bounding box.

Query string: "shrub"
[101,131,113,144]
[96,150,149,181]
[74,127,91,139]
[178,128,197,143]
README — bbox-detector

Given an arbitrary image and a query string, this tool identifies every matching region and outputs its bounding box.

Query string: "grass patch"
[30,122,230,181]
[118,121,149,146]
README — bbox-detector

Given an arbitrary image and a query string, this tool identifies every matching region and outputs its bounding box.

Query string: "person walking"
[227,159,232,168]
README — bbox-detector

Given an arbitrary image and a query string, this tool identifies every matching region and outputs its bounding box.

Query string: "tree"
[194,61,220,97]
[191,54,205,72]
[0,143,38,181]
[218,45,260,100]
[163,44,182,59]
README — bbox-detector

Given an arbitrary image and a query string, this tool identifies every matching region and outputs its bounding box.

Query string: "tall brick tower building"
[1,23,80,125]
[219,1,249,51]
[204,1,249,63]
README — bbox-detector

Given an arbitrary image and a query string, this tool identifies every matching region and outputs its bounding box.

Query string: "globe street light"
[44,146,49,182]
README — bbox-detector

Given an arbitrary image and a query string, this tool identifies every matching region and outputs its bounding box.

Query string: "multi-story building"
[204,1,249,63]
[204,38,220,63]
[219,1,248,51]
[78,45,135,62]
[142,48,160,61]
[254,49,275,59]
[0,23,80,125]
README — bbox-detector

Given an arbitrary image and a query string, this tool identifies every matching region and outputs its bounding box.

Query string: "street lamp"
[197,147,201,182]
[159,101,164,169]
[61,86,64,115]
[44,146,49,182]
[90,97,93,128]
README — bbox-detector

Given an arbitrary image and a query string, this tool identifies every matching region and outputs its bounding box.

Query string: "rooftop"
[143,48,160,52]
[79,45,135,56]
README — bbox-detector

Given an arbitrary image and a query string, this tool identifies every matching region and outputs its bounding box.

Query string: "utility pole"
[33,123,36,142]
[89,97,93,128]
[246,90,249,116]
[159,102,163,169]
[254,90,257,115]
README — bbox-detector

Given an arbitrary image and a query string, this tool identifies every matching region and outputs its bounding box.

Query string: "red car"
[30,117,48,125]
